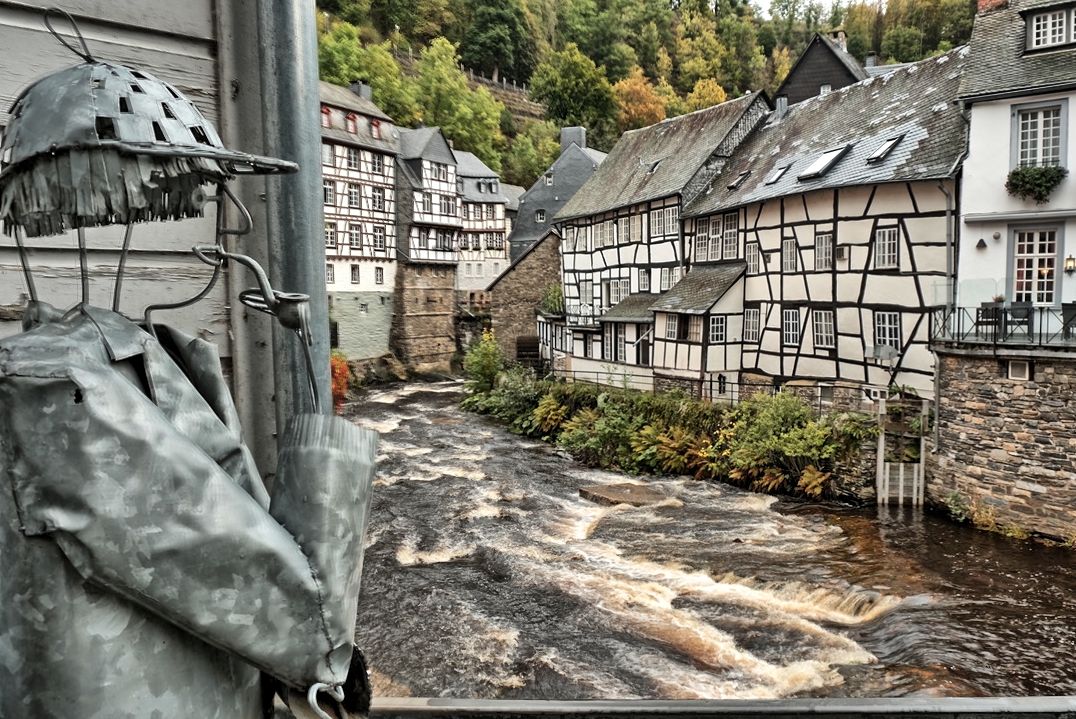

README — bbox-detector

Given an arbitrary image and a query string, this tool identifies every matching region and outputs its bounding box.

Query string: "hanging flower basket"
[1005,165,1069,204]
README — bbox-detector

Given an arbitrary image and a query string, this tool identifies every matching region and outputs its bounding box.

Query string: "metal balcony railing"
[930,303,1076,348]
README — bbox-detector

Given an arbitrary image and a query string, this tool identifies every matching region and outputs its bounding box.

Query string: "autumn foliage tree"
[613,66,666,132]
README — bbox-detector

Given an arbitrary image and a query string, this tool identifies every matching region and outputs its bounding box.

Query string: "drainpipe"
[934,169,960,450]
[257,0,331,431]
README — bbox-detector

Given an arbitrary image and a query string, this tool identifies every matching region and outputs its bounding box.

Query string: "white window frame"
[372,186,385,211]
[638,268,650,292]
[687,315,702,343]
[372,153,384,173]
[665,314,679,340]
[422,193,432,213]
[323,180,335,205]
[631,214,643,243]
[815,233,833,271]
[350,264,360,284]
[782,237,798,273]
[321,143,334,166]
[782,308,800,346]
[660,267,672,291]
[695,218,711,261]
[618,216,630,244]
[348,183,361,208]
[746,243,760,274]
[373,226,386,250]
[874,227,899,269]
[722,213,738,259]
[650,208,666,237]
[375,266,385,284]
[875,311,901,350]
[325,263,335,283]
[709,315,726,343]
[813,309,835,348]
[347,147,359,170]
[1028,9,1072,48]
[744,308,760,342]
[536,209,546,223]
[1013,227,1059,304]
[1012,100,1067,169]
[324,222,336,248]
[348,224,362,249]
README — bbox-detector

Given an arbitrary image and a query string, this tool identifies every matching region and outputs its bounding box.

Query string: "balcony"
[930,302,1076,349]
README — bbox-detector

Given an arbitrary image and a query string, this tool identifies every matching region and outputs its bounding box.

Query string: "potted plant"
[1005,165,1069,204]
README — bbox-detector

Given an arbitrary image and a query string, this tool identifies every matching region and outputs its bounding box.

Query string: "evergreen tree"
[530,43,619,149]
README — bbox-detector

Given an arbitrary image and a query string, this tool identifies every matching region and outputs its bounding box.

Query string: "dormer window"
[346,113,357,134]
[491,181,498,193]
[320,107,332,129]
[371,119,381,139]
[798,145,852,180]
[1027,7,1075,49]
[867,135,903,164]
[544,174,553,186]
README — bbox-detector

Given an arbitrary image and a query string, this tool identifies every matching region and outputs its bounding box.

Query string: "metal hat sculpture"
[0,10,295,238]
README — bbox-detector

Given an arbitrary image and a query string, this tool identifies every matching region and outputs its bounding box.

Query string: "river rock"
[579,483,665,507]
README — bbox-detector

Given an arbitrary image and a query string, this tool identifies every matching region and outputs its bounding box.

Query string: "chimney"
[977,0,1007,11]
[349,81,373,100]
[829,30,848,52]
[560,126,586,153]
[774,96,788,120]
[865,52,878,67]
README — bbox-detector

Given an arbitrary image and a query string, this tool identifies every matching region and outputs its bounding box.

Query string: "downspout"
[934,160,962,449]
[257,0,331,431]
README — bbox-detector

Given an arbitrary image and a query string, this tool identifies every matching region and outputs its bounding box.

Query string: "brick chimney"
[977,0,1007,12]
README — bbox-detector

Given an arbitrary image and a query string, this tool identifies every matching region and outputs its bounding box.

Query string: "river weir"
[346,383,1076,701]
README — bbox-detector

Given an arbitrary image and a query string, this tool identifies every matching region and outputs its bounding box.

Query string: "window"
[1028,9,1073,48]
[476,263,484,278]
[1014,228,1057,303]
[350,264,360,283]
[874,227,899,269]
[347,147,359,170]
[324,222,336,247]
[579,279,593,308]
[695,218,710,261]
[371,120,381,139]
[372,153,384,173]
[617,217,630,244]
[373,226,386,250]
[764,164,789,185]
[325,263,334,283]
[485,204,495,219]
[867,136,903,164]
[722,213,738,259]
[323,180,335,205]
[665,207,678,236]
[372,187,384,211]
[782,237,798,273]
[798,145,851,180]
[815,233,833,270]
[875,311,901,349]
[660,267,672,291]
[727,171,750,190]
[603,324,626,362]
[631,214,643,243]
[746,243,760,274]
[782,308,801,346]
[321,143,334,166]
[665,314,679,340]
[440,194,456,216]
[437,230,453,250]
[597,220,614,248]
[709,315,726,343]
[375,266,384,284]
[603,278,630,307]
[1009,360,1031,380]
[348,224,361,248]
[813,309,835,348]
[687,316,703,342]
[421,193,432,213]
[545,174,553,186]
[465,263,473,278]
[638,268,650,292]
[320,107,331,128]
[536,209,546,223]
[1015,103,1064,168]
[346,113,357,134]
[744,308,760,342]
[820,84,831,95]
[650,208,666,236]
[348,183,361,208]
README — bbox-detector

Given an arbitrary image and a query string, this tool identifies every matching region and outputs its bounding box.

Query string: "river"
[345,382,1076,701]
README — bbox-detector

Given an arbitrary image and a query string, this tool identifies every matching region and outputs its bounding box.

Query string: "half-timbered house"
[320,81,398,360]
[456,150,508,308]
[391,126,461,372]
[928,0,1076,539]
[553,93,772,386]
[681,46,970,402]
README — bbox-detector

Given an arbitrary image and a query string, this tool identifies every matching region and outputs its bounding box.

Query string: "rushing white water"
[348,382,1076,700]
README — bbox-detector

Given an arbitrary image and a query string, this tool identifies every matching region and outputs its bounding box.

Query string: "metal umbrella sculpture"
[0,9,375,719]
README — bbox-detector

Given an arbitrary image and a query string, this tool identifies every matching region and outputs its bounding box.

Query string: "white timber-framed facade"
[455,150,508,308]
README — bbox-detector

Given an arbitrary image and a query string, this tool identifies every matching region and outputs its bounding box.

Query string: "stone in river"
[579,483,665,507]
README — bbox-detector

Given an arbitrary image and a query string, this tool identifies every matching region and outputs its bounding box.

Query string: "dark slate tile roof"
[555,93,764,222]
[960,0,1076,101]
[684,46,969,218]
[501,183,525,211]
[319,82,398,154]
[455,150,497,178]
[398,126,455,163]
[817,33,870,81]
[318,81,392,121]
[864,62,909,77]
[648,262,746,314]
[599,292,665,323]
[455,150,507,203]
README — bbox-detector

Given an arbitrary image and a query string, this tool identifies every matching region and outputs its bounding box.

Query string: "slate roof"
[501,183,525,211]
[555,93,765,222]
[817,33,870,81]
[454,150,507,204]
[319,82,397,155]
[864,62,909,77]
[648,262,746,315]
[598,293,664,323]
[959,0,1076,101]
[396,127,456,190]
[684,46,970,218]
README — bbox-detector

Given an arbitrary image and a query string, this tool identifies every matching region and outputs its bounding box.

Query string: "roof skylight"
[798,145,852,180]
[866,135,903,163]
[727,170,751,190]
[764,165,789,185]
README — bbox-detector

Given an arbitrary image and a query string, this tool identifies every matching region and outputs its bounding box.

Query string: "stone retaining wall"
[926,350,1076,540]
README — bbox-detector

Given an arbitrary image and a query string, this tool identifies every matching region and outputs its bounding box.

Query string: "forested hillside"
[317,0,977,187]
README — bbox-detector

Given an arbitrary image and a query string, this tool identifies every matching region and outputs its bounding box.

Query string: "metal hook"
[43,7,95,63]
[305,683,345,719]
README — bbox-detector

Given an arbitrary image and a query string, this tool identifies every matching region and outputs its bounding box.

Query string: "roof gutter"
[960,81,1076,105]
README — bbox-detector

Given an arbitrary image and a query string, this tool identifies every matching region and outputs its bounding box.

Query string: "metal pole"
[257,0,332,432]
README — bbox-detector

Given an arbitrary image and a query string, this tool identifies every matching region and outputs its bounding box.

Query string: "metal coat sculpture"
[0,10,375,719]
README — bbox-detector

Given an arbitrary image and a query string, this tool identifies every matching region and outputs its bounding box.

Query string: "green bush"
[463,328,503,394]
[1005,165,1069,204]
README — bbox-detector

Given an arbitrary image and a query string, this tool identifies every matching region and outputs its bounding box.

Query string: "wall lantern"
[976,239,988,249]
[1065,255,1076,274]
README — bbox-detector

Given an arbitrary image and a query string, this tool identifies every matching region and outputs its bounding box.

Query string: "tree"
[318,28,422,126]
[460,0,536,82]
[654,77,687,118]
[685,77,727,111]
[765,46,793,96]
[613,66,666,132]
[530,43,618,148]
[415,38,506,170]
[718,14,765,94]
[675,10,725,93]
[881,25,925,62]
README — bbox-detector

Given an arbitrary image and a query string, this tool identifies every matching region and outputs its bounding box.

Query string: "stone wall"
[926,349,1076,540]
[390,262,458,374]
[330,290,393,361]
[654,374,702,398]
[489,233,560,362]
